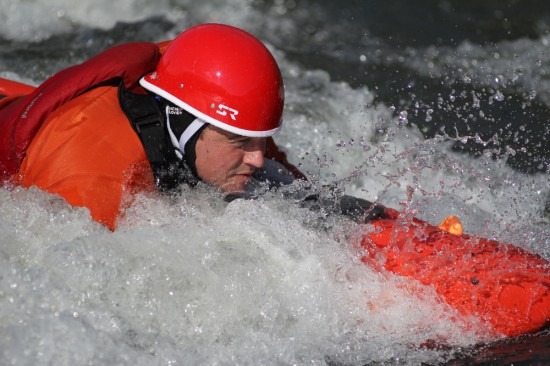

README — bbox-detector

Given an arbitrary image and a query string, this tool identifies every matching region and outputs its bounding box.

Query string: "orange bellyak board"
[360,207,550,337]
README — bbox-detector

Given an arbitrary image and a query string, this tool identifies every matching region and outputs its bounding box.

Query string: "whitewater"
[1,0,549,365]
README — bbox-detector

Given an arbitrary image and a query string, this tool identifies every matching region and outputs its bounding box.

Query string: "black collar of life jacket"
[118,82,199,191]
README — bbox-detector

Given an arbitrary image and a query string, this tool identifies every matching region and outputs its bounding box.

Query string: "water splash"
[1,1,549,365]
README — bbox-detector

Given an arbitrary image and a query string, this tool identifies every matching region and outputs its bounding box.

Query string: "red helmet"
[140,24,284,137]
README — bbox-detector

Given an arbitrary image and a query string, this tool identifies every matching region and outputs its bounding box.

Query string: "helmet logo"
[215,104,239,121]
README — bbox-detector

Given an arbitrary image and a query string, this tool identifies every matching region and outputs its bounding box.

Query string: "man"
[3,22,375,231]
[0,24,311,230]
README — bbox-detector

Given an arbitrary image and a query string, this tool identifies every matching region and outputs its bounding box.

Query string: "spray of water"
[1,1,548,365]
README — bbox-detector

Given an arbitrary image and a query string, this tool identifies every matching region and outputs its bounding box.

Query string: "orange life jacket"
[15,85,155,230]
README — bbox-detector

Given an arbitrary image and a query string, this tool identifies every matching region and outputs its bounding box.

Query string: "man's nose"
[244,148,265,169]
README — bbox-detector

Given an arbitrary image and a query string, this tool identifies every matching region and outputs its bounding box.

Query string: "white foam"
[0,0,173,41]
[1,2,549,364]
[0,184,483,365]
[403,35,550,108]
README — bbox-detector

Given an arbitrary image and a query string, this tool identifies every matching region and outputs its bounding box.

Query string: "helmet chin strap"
[165,105,205,160]
[162,101,208,179]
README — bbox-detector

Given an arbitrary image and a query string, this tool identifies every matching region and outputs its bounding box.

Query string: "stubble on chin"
[217,175,251,194]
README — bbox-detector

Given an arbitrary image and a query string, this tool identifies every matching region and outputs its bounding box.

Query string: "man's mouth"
[235,170,255,178]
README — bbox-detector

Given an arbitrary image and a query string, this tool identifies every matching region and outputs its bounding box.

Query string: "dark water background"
[1,1,549,365]
[269,0,550,176]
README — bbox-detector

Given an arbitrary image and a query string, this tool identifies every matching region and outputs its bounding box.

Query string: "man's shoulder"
[45,85,120,123]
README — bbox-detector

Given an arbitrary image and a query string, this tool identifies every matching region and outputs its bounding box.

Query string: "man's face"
[194,126,266,193]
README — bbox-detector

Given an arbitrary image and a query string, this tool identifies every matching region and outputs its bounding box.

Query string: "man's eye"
[231,138,249,146]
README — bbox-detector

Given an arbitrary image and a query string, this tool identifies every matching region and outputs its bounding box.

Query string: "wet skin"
[194,125,266,194]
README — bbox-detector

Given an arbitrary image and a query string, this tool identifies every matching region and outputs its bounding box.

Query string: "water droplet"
[493,91,505,102]
[398,111,408,125]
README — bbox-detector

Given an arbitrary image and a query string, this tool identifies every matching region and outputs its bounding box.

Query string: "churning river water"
[1,1,549,365]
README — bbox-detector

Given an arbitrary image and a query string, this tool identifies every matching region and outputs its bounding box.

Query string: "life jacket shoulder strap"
[118,83,193,191]
[118,84,168,165]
